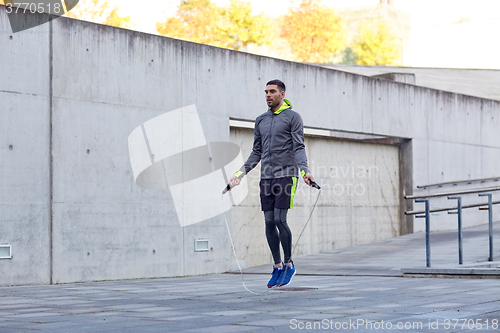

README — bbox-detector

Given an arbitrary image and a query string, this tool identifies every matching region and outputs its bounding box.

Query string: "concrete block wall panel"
[0,8,51,285]
[52,21,167,109]
[52,203,183,283]
[427,141,482,184]
[303,137,401,247]
[182,221,232,277]
[0,11,49,96]
[360,74,375,134]
[321,70,365,133]
[426,93,482,145]
[228,204,271,268]
[50,19,237,282]
[49,97,186,283]
[410,88,431,140]
[480,146,500,180]
[410,139,429,188]
[370,79,413,138]
[303,137,400,209]
[480,99,500,148]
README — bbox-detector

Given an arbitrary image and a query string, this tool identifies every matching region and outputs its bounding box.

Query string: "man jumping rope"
[227,79,315,288]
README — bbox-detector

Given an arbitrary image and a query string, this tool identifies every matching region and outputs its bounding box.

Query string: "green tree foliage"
[156,0,270,51]
[102,6,132,28]
[218,0,269,50]
[157,0,221,46]
[280,0,345,63]
[65,0,132,29]
[351,20,401,66]
[334,47,358,65]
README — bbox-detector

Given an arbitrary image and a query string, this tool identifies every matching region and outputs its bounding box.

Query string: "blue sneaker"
[267,265,283,288]
[276,261,296,287]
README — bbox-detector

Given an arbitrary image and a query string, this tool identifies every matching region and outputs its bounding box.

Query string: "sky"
[103,0,500,69]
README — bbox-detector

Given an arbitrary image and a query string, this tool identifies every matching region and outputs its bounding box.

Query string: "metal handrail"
[405,186,500,200]
[405,200,500,215]
[405,188,497,267]
[417,176,500,189]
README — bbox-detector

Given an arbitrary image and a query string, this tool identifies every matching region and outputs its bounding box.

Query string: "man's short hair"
[266,79,286,92]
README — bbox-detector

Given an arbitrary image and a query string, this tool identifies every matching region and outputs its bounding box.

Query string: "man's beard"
[269,99,280,109]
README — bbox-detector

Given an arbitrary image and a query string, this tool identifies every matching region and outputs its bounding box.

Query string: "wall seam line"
[49,18,54,285]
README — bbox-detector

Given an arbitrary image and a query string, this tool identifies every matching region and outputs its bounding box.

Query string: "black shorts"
[260,177,298,211]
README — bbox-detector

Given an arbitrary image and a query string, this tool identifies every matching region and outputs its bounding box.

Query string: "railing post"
[479,193,494,261]
[448,196,463,265]
[415,199,431,267]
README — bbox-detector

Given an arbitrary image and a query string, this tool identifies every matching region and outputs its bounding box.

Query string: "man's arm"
[228,122,262,189]
[290,113,315,185]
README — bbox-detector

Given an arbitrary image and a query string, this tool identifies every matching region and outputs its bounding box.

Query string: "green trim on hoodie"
[273,99,291,114]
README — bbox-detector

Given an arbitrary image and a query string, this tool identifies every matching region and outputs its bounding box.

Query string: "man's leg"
[273,177,297,287]
[264,210,282,265]
[274,207,296,286]
[261,179,281,266]
[273,177,297,266]
[264,210,285,288]
[274,208,292,265]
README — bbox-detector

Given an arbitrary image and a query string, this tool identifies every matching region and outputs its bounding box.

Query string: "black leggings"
[264,208,292,265]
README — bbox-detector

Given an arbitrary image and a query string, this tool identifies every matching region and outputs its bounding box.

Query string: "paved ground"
[1,223,500,332]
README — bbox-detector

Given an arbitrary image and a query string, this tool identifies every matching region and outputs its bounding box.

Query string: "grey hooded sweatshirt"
[235,99,311,180]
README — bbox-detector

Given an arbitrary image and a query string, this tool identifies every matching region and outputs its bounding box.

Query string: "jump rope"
[221,181,322,301]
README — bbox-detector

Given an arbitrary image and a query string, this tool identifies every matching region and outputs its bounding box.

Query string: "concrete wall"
[324,64,500,101]
[0,8,51,285]
[2,6,500,285]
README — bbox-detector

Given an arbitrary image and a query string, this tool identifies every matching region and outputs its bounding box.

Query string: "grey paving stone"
[236,318,295,327]
[180,324,261,333]
[1,223,500,332]
[0,320,41,329]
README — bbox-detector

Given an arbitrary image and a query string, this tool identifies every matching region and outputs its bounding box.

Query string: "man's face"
[265,85,285,110]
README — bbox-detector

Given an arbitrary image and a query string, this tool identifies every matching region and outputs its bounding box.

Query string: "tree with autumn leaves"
[65,0,132,29]
[351,20,401,66]
[280,0,345,63]
[2,0,402,65]
[279,0,401,64]
[156,0,270,51]
[157,0,221,46]
[218,0,269,51]
[158,0,400,65]
[157,0,344,60]
[157,0,347,62]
